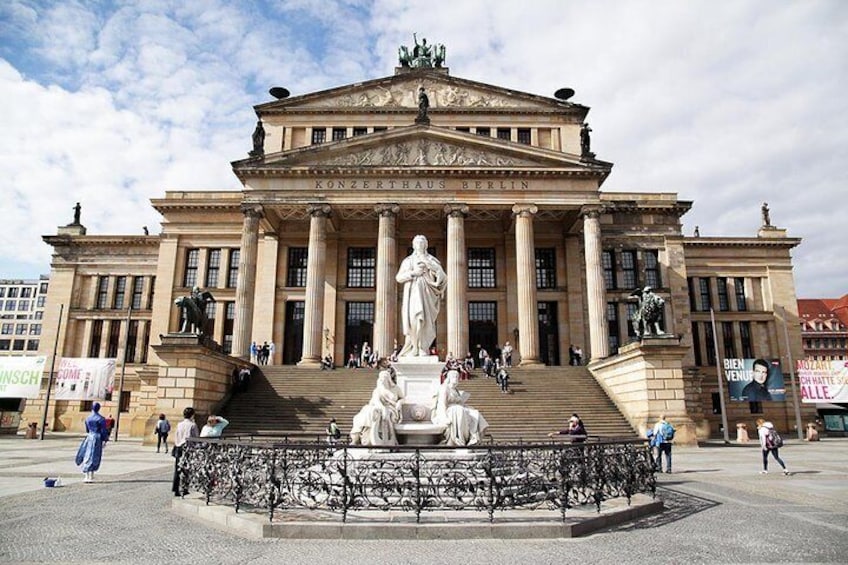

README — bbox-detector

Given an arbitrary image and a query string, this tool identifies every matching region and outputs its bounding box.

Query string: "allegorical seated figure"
[432,370,489,446]
[350,370,405,446]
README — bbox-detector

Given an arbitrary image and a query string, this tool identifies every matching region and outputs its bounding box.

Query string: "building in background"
[0,276,49,358]
[798,295,848,361]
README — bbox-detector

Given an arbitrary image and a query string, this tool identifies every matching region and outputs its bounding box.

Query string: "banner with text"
[724,358,786,402]
[54,358,116,401]
[0,356,47,398]
[797,359,848,403]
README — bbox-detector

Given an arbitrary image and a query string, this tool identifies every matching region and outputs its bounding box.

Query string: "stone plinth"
[393,356,445,444]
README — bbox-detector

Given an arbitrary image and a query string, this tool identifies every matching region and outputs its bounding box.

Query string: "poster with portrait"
[797,359,848,403]
[54,358,116,401]
[0,356,47,398]
[723,358,786,402]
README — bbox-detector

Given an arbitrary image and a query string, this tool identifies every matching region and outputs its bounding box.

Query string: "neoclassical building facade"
[25,57,813,438]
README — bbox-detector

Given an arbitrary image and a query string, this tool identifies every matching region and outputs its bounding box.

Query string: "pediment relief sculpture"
[317,140,538,168]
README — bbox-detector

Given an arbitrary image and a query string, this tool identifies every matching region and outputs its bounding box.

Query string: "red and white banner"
[797,359,848,403]
[0,356,46,398]
[54,358,116,401]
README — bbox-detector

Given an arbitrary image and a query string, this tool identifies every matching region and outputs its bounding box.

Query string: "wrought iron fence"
[177,438,656,523]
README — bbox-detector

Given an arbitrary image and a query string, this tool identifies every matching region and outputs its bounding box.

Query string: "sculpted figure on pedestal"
[396,235,447,356]
[350,370,404,446]
[432,370,489,446]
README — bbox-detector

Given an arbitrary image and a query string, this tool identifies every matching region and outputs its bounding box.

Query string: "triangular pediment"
[256,71,583,114]
[234,127,609,174]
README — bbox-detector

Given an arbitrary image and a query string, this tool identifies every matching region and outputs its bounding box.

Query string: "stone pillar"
[232,204,262,359]
[512,204,541,366]
[374,204,400,359]
[445,204,469,359]
[582,206,609,361]
[300,204,331,366]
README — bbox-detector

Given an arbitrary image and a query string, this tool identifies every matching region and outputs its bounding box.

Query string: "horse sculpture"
[174,287,214,335]
[630,286,665,338]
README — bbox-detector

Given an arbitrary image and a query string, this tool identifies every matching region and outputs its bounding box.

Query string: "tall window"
[332,127,346,141]
[131,277,144,309]
[517,128,531,144]
[183,249,199,287]
[644,250,661,288]
[607,302,620,353]
[206,249,221,288]
[740,321,754,358]
[140,323,150,363]
[704,322,716,366]
[717,278,729,312]
[722,321,736,358]
[535,248,556,289]
[626,303,639,340]
[286,247,308,287]
[469,301,497,323]
[621,250,637,289]
[497,128,511,140]
[89,320,103,358]
[311,128,327,144]
[227,250,239,288]
[691,322,702,366]
[147,276,156,309]
[126,320,139,363]
[204,300,216,337]
[96,276,109,309]
[734,278,747,311]
[468,248,496,288]
[107,320,121,358]
[113,276,127,310]
[223,302,235,354]
[347,248,376,288]
[602,251,616,290]
[699,278,712,312]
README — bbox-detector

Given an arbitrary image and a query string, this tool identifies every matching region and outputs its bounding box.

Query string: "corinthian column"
[299,204,331,366]
[374,204,399,359]
[445,203,469,359]
[512,204,541,366]
[232,204,262,359]
[582,206,609,360]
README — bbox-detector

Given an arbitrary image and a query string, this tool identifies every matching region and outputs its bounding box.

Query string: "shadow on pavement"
[606,486,719,531]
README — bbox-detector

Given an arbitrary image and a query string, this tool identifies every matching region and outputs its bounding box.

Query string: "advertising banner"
[54,358,116,401]
[0,356,47,398]
[724,358,786,402]
[797,359,848,403]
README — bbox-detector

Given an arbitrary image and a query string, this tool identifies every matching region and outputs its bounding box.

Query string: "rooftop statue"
[580,123,594,158]
[71,202,82,225]
[398,33,446,69]
[249,120,265,158]
[415,86,430,124]
[761,202,771,227]
[396,235,446,356]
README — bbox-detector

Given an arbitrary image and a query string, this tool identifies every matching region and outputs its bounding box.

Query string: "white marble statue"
[350,370,405,446]
[432,370,489,446]
[395,235,447,356]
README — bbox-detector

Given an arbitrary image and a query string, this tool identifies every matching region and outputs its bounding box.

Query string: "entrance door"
[538,301,560,366]
[469,301,498,361]
[344,302,374,364]
[282,301,304,365]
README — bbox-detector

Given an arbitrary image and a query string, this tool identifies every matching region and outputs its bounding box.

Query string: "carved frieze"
[321,140,534,167]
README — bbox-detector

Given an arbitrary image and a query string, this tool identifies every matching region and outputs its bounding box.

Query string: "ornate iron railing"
[178,438,656,523]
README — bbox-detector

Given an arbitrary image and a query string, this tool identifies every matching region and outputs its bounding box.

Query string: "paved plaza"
[0,433,845,564]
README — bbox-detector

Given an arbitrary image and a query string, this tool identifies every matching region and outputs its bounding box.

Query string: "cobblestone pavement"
[0,434,846,564]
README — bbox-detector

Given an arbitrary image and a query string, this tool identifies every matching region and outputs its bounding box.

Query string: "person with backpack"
[756,418,789,475]
[154,413,171,453]
[326,418,342,444]
[651,414,675,473]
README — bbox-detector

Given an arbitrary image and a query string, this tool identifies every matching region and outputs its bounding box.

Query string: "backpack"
[766,428,783,449]
[661,422,675,442]
[328,423,341,439]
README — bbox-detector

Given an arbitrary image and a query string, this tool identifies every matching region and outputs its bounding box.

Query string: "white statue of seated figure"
[350,370,404,446]
[432,370,489,446]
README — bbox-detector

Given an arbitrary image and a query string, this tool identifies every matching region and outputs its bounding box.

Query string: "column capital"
[511,203,538,218]
[306,203,332,218]
[443,203,469,218]
[374,203,400,217]
[240,203,264,219]
[579,205,606,220]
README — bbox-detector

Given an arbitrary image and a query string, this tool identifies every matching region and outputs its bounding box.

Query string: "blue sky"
[0,0,846,298]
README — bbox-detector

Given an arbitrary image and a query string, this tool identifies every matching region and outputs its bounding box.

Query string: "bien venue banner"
[54,358,116,401]
[0,356,47,398]
[797,359,848,403]
[724,358,786,402]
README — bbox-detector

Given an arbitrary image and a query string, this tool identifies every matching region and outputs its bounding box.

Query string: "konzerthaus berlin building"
[25,45,814,441]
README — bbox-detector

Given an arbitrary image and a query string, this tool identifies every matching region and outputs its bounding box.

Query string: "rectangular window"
[4,300,14,311]
[468,248,496,288]
[35,311,43,320]
[8,288,18,298]
[455,127,470,133]
[125,320,139,363]
[113,276,127,310]
[227,250,239,288]
[621,250,637,289]
[644,250,661,288]
[107,320,121,358]
[29,324,41,335]
[691,322,702,366]
[183,249,199,288]
[469,301,497,322]
[626,303,639,340]
[699,278,712,312]
[346,248,376,288]
[311,128,327,144]
[120,390,131,413]
[96,276,109,309]
[497,128,511,140]
[0,339,8,350]
[223,302,235,354]
[21,288,32,298]
[204,300,216,337]
[607,302,620,354]
[12,339,24,351]
[17,301,28,311]
[89,320,103,358]
[476,127,491,137]
[131,277,144,310]
[15,325,26,335]
[517,128,531,144]
[711,392,722,415]
[602,251,616,290]
[687,278,697,311]
[140,322,150,363]
[27,339,38,351]
[0,288,5,298]
[332,127,346,141]
[206,249,221,288]
[722,321,736,358]
[740,321,754,358]
[535,248,556,289]
[286,247,308,287]
[147,276,156,310]
[352,127,367,137]
[717,278,729,312]
[704,322,716,365]
[1,323,11,335]
[734,278,747,311]
[40,282,48,294]
[372,126,387,133]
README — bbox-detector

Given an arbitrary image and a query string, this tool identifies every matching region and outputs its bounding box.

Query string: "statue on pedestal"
[174,286,215,335]
[761,202,771,227]
[249,120,265,158]
[396,235,447,356]
[630,286,665,338]
[432,370,489,446]
[350,370,404,446]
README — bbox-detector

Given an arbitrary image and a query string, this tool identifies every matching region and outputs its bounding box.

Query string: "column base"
[297,358,321,368]
[518,358,546,368]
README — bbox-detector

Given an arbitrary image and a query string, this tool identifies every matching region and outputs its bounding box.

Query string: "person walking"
[105,414,116,439]
[154,413,171,453]
[757,418,789,475]
[651,414,675,473]
[75,402,111,483]
[326,418,342,444]
[172,407,199,496]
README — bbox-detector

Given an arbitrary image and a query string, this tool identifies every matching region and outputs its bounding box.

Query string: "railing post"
[415,448,422,524]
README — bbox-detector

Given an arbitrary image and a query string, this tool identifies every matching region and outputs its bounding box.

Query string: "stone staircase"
[220,365,637,442]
